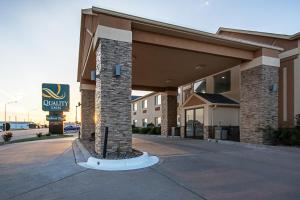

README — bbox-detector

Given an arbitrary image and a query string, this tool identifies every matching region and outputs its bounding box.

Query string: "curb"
[73,139,91,162]
[78,152,159,171]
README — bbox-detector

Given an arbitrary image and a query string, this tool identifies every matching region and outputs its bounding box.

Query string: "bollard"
[103,127,108,158]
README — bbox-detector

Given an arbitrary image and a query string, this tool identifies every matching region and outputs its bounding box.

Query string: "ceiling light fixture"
[195,64,205,70]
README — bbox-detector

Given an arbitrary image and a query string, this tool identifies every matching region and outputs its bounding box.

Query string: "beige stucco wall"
[209,107,240,126]
[179,104,239,127]
[131,93,162,127]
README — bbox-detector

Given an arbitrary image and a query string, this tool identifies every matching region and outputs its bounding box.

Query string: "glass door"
[185,108,204,139]
[194,108,204,138]
[185,109,194,137]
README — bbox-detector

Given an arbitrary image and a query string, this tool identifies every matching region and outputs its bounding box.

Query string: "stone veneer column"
[240,64,279,144]
[161,91,177,136]
[95,26,132,155]
[80,86,95,140]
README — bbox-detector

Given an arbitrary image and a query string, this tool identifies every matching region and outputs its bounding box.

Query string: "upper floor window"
[154,94,161,106]
[133,103,137,111]
[194,79,206,93]
[214,71,231,93]
[142,99,148,109]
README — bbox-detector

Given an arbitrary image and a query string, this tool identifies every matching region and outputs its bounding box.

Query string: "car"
[64,125,80,132]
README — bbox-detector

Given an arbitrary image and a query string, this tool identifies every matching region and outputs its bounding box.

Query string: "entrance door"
[185,108,204,138]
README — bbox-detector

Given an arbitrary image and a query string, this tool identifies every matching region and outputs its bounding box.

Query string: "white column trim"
[240,56,280,71]
[80,84,95,91]
[94,25,132,49]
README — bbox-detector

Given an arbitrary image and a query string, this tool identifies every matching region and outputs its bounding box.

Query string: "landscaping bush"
[2,132,13,142]
[147,123,155,128]
[149,127,161,135]
[262,126,300,146]
[296,114,300,129]
[132,124,161,135]
[36,132,43,137]
[132,127,140,133]
[140,127,151,134]
[45,132,51,136]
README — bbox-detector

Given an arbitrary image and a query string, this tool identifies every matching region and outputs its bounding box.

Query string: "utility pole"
[4,101,17,132]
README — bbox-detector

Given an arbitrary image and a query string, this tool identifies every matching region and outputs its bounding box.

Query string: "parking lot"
[0,134,300,200]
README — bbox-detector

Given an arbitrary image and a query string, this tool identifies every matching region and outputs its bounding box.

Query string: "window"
[132,103,137,111]
[155,95,161,106]
[193,79,206,93]
[155,117,161,126]
[132,119,137,127]
[214,71,231,93]
[142,99,148,109]
[142,119,148,127]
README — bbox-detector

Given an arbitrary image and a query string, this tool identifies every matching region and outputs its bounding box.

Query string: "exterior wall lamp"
[115,64,121,77]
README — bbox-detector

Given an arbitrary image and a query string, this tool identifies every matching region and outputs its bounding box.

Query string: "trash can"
[214,127,222,140]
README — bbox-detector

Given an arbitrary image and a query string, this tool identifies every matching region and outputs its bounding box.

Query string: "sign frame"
[42,83,70,112]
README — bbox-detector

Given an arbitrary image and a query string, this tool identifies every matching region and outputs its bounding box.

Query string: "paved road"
[0,135,300,200]
[0,128,49,142]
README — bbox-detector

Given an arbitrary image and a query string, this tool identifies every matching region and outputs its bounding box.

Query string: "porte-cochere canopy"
[77,7,282,155]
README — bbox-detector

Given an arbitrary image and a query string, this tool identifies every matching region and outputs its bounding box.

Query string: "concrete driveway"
[0,135,300,200]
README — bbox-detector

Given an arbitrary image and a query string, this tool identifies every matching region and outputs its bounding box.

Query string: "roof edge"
[91,6,282,51]
[217,27,299,41]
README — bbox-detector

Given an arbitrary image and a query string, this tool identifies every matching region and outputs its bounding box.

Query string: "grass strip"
[0,134,73,145]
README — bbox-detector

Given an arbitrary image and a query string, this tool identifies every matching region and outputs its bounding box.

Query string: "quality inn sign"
[42,83,70,111]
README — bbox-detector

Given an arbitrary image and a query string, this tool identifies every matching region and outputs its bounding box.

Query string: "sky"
[0,0,299,124]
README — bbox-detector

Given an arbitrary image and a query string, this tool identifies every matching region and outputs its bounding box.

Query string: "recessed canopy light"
[195,64,205,70]
[221,76,226,79]
[165,79,172,83]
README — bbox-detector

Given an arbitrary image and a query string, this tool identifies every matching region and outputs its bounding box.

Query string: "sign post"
[42,83,69,134]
